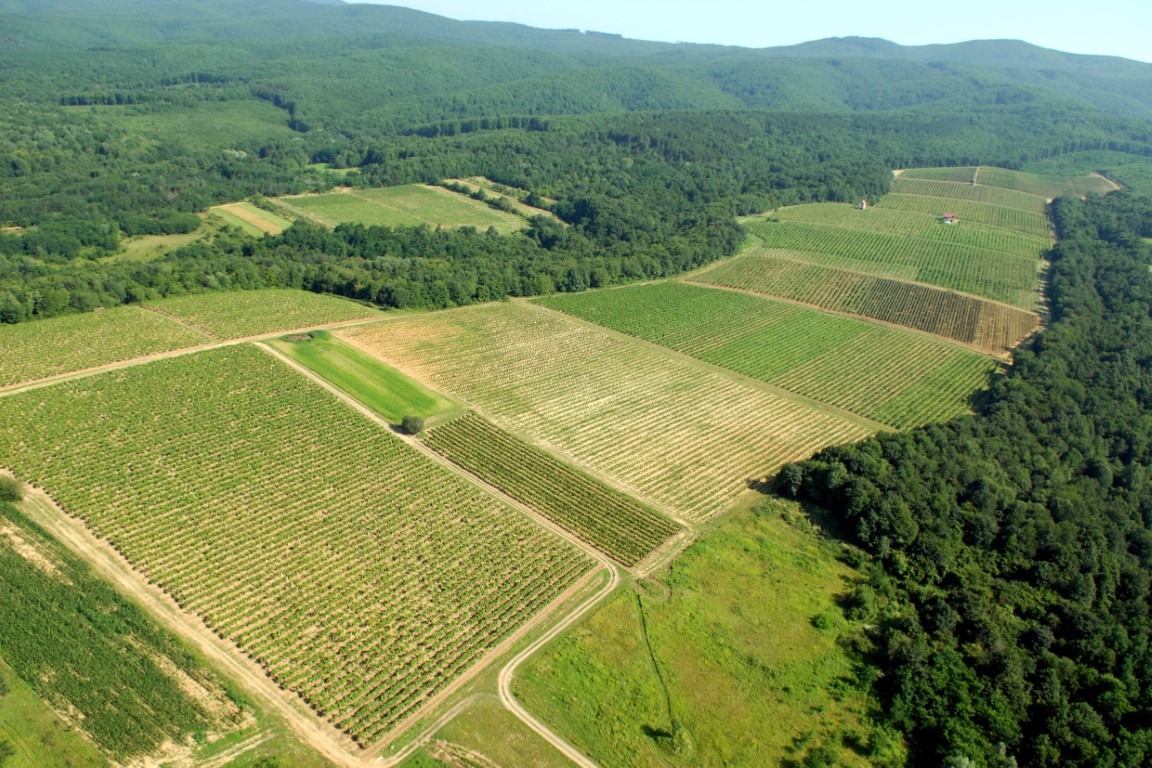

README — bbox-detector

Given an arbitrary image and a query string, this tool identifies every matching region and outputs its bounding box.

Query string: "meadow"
[268,330,455,424]
[425,412,682,566]
[537,282,999,429]
[338,303,874,521]
[515,499,897,768]
[0,345,595,749]
[209,202,292,236]
[276,185,526,233]
[144,288,382,339]
[0,305,210,388]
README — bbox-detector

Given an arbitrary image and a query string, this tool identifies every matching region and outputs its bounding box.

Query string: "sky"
[346,0,1152,64]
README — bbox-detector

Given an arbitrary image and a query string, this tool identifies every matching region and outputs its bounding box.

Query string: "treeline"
[778,191,1152,767]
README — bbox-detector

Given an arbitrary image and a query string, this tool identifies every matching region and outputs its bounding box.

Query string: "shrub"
[400,415,425,435]
[0,476,22,502]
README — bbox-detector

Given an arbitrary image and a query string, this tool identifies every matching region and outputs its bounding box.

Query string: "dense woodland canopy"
[780,192,1152,767]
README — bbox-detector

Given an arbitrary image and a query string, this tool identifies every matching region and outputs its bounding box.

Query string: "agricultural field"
[515,499,897,768]
[425,412,681,566]
[267,330,455,424]
[443,178,558,220]
[209,202,292,236]
[144,288,382,339]
[0,659,108,768]
[769,203,1050,256]
[0,499,248,765]
[276,185,526,233]
[889,177,1049,212]
[0,305,211,388]
[0,345,595,748]
[339,303,874,521]
[739,218,1041,308]
[898,165,1116,199]
[694,249,1039,354]
[874,194,1051,238]
[537,283,998,429]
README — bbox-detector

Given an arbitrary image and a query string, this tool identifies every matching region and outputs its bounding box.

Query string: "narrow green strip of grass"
[269,330,452,423]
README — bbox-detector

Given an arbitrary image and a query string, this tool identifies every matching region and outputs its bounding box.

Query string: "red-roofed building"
[942,212,958,224]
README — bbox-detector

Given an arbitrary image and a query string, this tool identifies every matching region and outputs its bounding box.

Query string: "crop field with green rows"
[425,412,681,566]
[339,304,874,521]
[889,177,1048,212]
[874,194,1052,238]
[144,288,382,339]
[694,249,1039,354]
[0,345,593,749]
[537,283,997,429]
[740,219,1041,308]
[0,306,211,388]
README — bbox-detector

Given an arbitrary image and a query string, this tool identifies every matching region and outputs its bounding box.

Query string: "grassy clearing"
[0,306,211,388]
[267,329,454,423]
[537,283,997,429]
[0,500,248,764]
[516,499,899,768]
[77,100,297,147]
[339,303,873,521]
[425,413,682,566]
[278,185,526,233]
[0,345,594,748]
[695,248,1039,355]
[0,661,108,768]
[209,202,292,236]
[443,178,559,221]
[144,288,382,339]
[103,215,215,263]
[1022,151,1152,196]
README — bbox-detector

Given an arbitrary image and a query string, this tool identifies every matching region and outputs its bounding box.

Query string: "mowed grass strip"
[537,283,997,429]
[268,330,453,423]
[767,203,1050,256]
[0,306,211,388]
[278,185,525,233]
[875,194,1052,238]
[0,345,593,747]
[425,413,681,566]
[741,219,1041,308]
[515,500,888,768]
[144,288,382,339]
[339,303,873,521]
[696,249,1039,355]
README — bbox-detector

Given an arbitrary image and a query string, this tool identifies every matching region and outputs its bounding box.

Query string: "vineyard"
[888,177,1048,212]
[144,288,382,339]
[768,204,1050,257]
[536,283,998,429]
[695,249,1039,354]
[741,219,1041,308]
[339,303,874,521]
[970,167,1117,198]
[0,306,210,388]
[424,412,681,566]
[0,501,245,763]
[0,345,593,748]
[874,194,1051,238]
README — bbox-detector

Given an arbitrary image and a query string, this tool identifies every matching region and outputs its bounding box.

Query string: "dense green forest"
[779,191,1152,767]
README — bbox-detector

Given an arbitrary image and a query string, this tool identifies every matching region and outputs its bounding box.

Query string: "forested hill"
[779,191,1152,766]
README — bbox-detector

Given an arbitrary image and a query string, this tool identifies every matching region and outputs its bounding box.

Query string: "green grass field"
[0,661,108,768]
[537,283,997,429]
[694,249,1039,355]
[267,330,455,423]
[144,288,382,339]
[0,345,593,748]
[277,185,526,233]
[1022,151,1152,196]
[516,499,900,768]
[339,303,874,521]
[425,412,682,565]
[209,202,292,236]
[0,306,211,388]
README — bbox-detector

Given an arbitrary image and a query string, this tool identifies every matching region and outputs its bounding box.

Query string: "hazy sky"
[347,1,1152,63]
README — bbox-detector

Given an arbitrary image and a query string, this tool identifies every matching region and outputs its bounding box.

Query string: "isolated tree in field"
[0,477,21,501]
[400,415,424,435]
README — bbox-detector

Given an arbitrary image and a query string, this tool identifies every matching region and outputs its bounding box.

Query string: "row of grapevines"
[0,344,593,747]
[889,178,1047,213]
[144,288,381,339]
[973,167,1116,198]
[424,412,680,565]
[339,304,873,521]
[875,194,1052,238]
[898,167,979,184]
[0,306,210,387]
[0,502,244,761]
[697,250,1038,354]
[537,283,998,429]
[743,219,1041,308]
